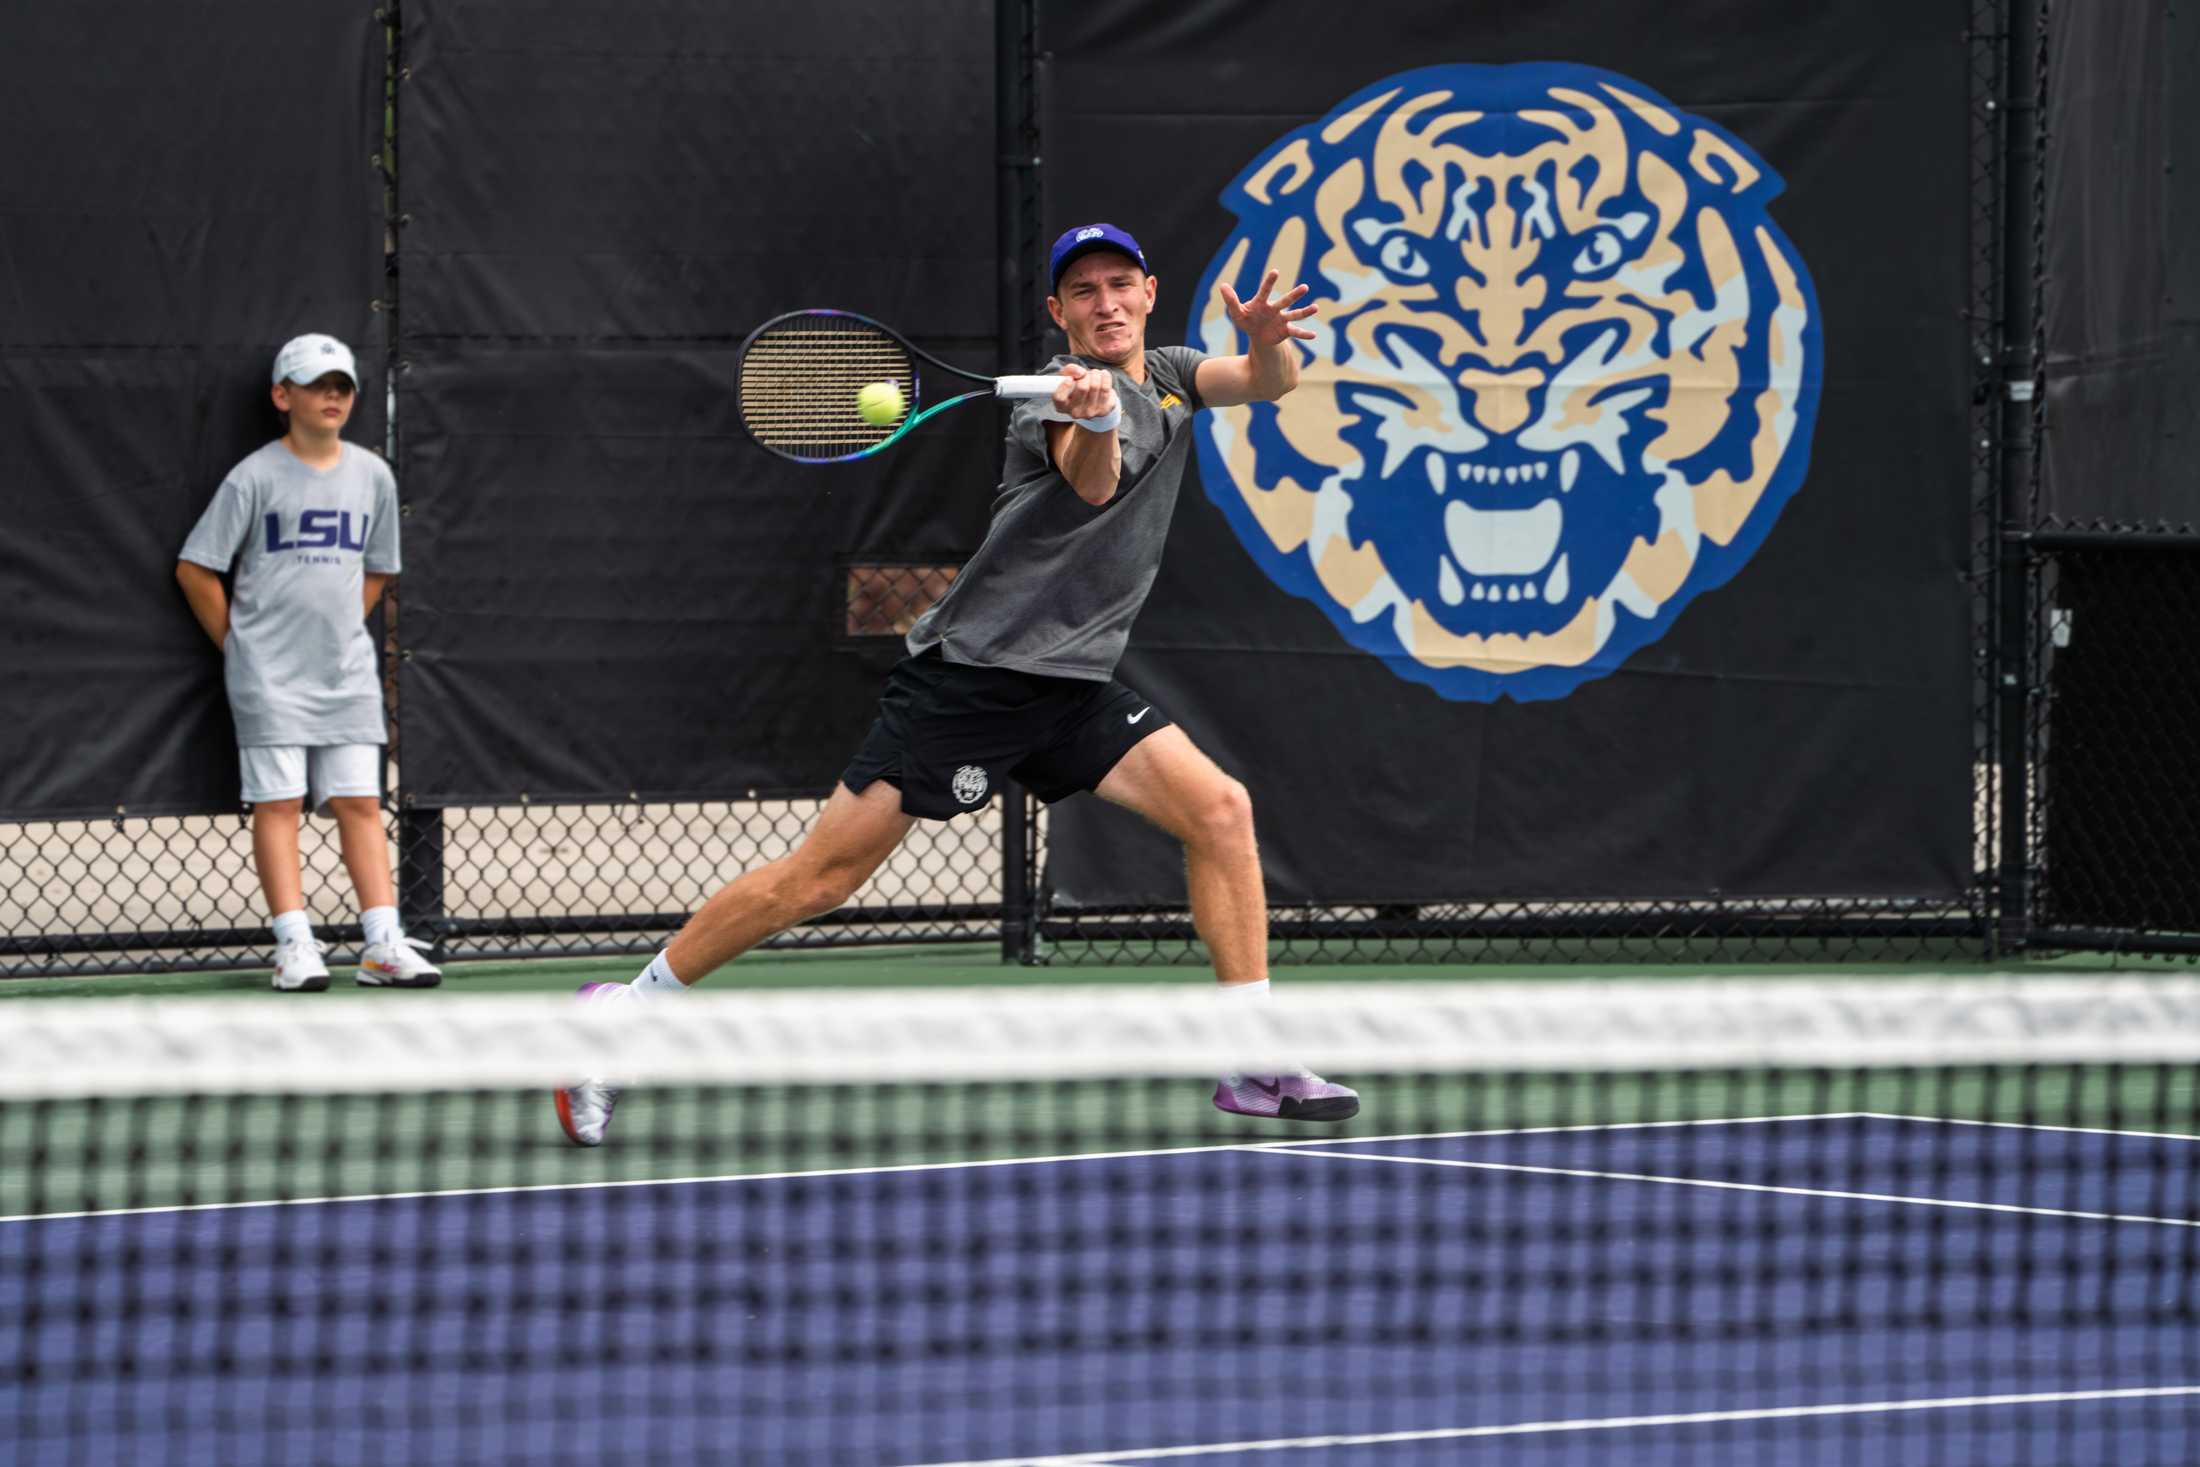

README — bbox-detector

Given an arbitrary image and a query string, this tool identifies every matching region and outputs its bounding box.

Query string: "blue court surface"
[5,1114,2197,1465]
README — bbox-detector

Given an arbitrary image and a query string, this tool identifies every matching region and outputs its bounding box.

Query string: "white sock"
[271,910,313,948]
[1217,978,1271,1000]
[362,905,402,948]
[631,951,687,999]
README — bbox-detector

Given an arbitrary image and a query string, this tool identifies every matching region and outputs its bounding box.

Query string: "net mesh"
[6,979,2200,1466]
[738,312,918,459]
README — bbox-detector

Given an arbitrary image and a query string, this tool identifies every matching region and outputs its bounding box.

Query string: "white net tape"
[6,976,2200,1098]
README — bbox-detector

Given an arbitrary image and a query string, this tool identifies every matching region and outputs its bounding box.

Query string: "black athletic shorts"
[841,650,1173,820]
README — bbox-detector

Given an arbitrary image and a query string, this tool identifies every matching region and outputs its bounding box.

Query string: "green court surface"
[9,1054,2193,1219]
[0,940,2178,1003]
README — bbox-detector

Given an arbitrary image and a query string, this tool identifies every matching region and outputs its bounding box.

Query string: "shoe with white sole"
[271,939,331,993]
[357,936,443,988]
[1213,1069,1360,1122]
[554,981,630,1147]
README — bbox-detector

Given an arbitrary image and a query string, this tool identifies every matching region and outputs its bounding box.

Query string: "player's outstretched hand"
[1054,363,1119,423]
[1219,269,1319,347]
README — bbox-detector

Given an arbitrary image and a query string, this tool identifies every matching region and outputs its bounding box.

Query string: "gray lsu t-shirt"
[179,441,400,747]
[906,344,1208,680]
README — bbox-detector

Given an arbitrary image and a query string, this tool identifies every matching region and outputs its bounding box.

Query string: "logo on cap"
[1049,222,1148,291]
[273,333,359,386]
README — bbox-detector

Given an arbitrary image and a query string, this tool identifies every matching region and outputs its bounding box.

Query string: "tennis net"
[4,977,2200,1466]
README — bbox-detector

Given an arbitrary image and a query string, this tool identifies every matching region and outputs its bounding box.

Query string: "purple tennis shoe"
[1213,1070,1360,1122]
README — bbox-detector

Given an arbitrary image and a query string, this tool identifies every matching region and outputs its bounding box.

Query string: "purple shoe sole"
[1212,1079,1361,1123]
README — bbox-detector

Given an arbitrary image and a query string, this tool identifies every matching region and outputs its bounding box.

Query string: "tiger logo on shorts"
[1190,64,1822,701]
[951,764,989,806]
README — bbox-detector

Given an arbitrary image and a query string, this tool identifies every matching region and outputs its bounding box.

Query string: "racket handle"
[994,374,1063,400]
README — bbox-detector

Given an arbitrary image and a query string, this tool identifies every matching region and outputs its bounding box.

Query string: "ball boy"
[175,334,441,991]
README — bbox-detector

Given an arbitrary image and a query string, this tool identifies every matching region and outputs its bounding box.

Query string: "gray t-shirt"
[906,344,1209,680]
[179,440,401,747]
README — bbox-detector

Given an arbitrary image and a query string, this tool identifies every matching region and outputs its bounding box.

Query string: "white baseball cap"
[272,333,359,387]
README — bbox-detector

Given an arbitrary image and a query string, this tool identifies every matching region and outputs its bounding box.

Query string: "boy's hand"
[175,560,231,648]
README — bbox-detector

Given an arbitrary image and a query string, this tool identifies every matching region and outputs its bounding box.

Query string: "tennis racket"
[736,309,1065,464]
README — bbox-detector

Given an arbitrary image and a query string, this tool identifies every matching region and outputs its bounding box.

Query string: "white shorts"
[239,744,383,814]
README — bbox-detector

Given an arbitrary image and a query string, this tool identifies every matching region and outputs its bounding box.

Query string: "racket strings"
[739,319,918,455]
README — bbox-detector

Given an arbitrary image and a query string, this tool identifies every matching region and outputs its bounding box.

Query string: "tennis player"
[175,334,441,992]
[557,224,1353,1143]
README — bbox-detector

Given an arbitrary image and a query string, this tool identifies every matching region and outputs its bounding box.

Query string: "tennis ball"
[856,381,906,427]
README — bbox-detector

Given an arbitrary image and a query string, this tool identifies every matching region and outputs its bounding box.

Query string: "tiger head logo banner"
[1191,64,1823,702]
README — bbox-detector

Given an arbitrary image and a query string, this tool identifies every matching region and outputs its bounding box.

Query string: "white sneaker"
[271,939,331,993]
[357,935,443,988]
[554,981,630,1147]
[556,1077,621,1147]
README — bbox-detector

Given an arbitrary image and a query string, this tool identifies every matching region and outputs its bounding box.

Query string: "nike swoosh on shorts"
[1128,708,1150,724]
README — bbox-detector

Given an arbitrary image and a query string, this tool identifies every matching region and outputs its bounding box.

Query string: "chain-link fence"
[408,797,1006,963]
[8,796,2008,977]
[0,796,1007,979]
[2026,541,2200,954]
[1023,892,1990,968]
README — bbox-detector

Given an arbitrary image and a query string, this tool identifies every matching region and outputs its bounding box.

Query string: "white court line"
[0,1113,1861,1226]
[1260,1112,1872,1149]
[1858,1112,2200,1144]
[1255,1147,2200,1228]
[901,1385,2200,1466]
[0,1141,1284,1226]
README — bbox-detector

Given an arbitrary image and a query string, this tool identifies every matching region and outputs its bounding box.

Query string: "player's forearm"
[174,562,229,646]
[363,573,390,617]
[1053,424,1122,507]
[1245,336,1300,401]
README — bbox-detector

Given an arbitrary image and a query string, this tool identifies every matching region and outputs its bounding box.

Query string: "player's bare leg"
[663,778,917,984]
[1095,726,1358,1120]
[1094,726,1267,985]
[558,779,915,1145]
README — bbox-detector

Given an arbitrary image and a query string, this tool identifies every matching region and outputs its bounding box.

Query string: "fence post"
[996,0,1044,963]
[1990,0,2048,956]
[398,806,445,954]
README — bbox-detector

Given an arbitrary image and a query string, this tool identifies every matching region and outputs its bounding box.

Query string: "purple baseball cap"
[1048,223,1148,291]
